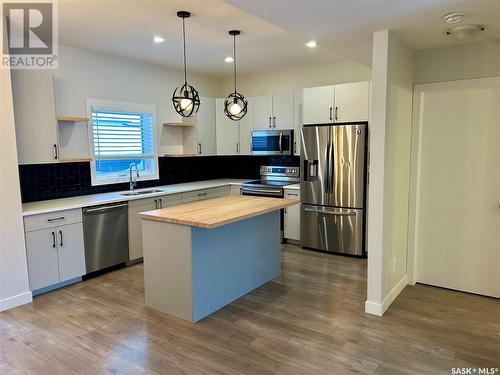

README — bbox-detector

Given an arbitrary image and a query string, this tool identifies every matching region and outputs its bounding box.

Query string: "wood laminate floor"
[1,245,499,374]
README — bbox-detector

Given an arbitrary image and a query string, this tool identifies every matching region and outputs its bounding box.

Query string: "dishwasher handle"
[84,203,128,214]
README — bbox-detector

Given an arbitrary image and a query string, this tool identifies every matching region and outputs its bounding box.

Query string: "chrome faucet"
[129,163,140,192]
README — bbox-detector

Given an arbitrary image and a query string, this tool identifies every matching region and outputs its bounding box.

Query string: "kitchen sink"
[120,189,164,196]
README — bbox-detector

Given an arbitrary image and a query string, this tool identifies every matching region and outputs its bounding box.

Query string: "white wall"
[41,45,222,158]
[414,39,500,84]
[365,30,414,316]
[222,60,371,97]
[0,66,32,311]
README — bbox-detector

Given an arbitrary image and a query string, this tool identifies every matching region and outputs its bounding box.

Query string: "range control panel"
[260,165,299,177]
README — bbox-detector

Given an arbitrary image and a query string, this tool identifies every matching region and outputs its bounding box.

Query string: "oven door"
[251,130,293,155]
[241,186,284,198]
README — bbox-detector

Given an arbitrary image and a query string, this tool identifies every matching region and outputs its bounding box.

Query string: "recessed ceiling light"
[153,35,165,44]
[224,56,234,63]
[305,40,316,48]
[443,12,464,24]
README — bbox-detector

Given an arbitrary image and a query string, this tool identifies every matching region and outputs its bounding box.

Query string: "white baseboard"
[365,275,408,316]
[365,300,384,316]
[0,291,32,312]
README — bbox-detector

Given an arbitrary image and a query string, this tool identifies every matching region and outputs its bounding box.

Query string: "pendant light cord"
[233,33,237,94]
[182,16,187,85]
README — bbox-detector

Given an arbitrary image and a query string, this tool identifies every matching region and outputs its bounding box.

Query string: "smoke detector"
[445,25,486,39]
[443,12,464,24]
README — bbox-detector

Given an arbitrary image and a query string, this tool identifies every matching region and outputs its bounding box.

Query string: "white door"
[412,78,500,298]
[284,190,301,241]
[11,71,59,164]
[239,97,254,155]
[272,93,294,129]
[196,97,217,156]
[25,228,60,290]
[334,81,370,123]
[293,91,303,156]
[215,98,239,155]
[56,223,86,282]
[303,85,334,124]
[253,95,273,129]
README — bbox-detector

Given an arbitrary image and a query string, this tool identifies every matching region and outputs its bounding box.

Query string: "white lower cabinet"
[128,193,183,261]
[24,209,86,291]
[284,189,301,241]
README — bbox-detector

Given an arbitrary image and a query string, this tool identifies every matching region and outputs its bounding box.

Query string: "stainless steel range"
[241,165,300,198]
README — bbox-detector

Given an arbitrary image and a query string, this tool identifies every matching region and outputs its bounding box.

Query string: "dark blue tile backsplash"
[19,155,299,203]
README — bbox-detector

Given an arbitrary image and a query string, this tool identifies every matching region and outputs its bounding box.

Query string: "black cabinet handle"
[268,117,272,128]
[53,144,58,160]
[158,198,163,208]
[59,230,63,247]
[335,106,338,121]
[329,107,332,121]
[273,116,276,128]
[51,232,56,248]
[154,199,158,209]
[198,143,202,155]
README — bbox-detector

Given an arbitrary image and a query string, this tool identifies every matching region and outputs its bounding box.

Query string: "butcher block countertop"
[139,195,298,228]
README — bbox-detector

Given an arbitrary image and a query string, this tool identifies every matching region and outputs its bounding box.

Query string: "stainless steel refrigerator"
[300,123,367,256]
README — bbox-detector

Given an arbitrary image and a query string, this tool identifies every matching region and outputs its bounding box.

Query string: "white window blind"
[87,99,158,186]
[91,109,154,159]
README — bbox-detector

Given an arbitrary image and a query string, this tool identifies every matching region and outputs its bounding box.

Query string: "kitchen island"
[139,195,298,322]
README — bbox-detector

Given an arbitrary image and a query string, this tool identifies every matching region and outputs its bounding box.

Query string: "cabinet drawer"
[182,187,229,203]
[24,208,82,232]
[284,190,300,200]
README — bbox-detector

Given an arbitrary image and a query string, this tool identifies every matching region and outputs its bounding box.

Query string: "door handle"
[269,117,272,128]
[84,203,128,213]
[47,216,65,222]
[329,107,332,121]
[236,142,239,154]
[273,116,276,128]
[304,208,356,216]
[158,198,163,208]
[198,143,202,155]
[59,230,63,247]
[154,199,158,209]
[51,232,56,248]
[335,106,338,121]
[279,132,283,153]
[53,144,58,160]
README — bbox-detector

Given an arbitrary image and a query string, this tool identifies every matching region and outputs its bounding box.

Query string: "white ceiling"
[226,0,500,66]
[58,0,344,78]
[58,0,500,78]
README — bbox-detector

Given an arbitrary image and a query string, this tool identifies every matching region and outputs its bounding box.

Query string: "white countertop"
[22,179,251,216]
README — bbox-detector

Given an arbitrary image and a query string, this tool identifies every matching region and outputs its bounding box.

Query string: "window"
[87,99,158,185]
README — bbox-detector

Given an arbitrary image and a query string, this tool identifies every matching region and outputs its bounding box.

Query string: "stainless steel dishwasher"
[83,202,129,273]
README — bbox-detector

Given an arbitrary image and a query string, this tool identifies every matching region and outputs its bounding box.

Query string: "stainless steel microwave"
[251,130,294,155]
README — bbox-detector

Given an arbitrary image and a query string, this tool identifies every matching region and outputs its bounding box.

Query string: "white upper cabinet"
[272,93,294,129]
[293,91,303,156]
[216,98,239,155]
[334,81,370,123]
[11,71,59,164]
[196,97,217,156]
[239,97,254,155]
[303,82,370,125]
[303,85,335,124]
[253,95,273,130]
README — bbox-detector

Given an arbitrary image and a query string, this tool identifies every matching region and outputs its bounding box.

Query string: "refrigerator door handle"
[304,208,357,217]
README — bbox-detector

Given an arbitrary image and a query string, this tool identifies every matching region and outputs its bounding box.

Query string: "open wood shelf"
[163,153,197,157]
[57,116,89,122]
[60,158,92,163]
[163,122,196,127]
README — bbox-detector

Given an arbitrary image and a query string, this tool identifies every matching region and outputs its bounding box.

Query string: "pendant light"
[172,11,200,117]
[224,30,247,121]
